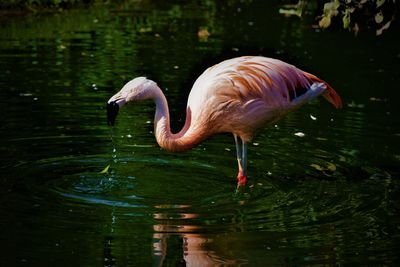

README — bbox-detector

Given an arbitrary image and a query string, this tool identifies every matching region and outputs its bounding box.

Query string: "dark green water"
[1,1,399,266]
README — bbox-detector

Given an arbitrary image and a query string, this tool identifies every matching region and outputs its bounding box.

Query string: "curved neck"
[151,85,204,152]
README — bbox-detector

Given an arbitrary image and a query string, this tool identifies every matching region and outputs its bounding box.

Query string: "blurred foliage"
[280,0,397,35]
[0,0,111,10]
[1,0,397,36]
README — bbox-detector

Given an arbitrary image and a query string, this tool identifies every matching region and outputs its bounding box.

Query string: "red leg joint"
[237,171,248,186]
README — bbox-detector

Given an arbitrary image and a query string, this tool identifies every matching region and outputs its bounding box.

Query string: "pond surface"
[1,1,399,266]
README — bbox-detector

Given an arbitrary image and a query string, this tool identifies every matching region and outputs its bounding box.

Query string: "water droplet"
[294,132,305,137]
[19,93,33,97]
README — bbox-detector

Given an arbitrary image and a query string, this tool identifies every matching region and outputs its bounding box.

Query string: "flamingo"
[107,56,342,186]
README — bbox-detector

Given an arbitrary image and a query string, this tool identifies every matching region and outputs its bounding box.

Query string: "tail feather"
[303,71,342,109]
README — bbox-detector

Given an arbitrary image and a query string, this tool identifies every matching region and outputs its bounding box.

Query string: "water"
[1,1,399,266]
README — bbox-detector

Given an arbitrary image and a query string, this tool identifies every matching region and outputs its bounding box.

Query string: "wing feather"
[186,56,341,139]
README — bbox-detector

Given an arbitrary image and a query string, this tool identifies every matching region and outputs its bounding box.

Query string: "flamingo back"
[186,56,341,141]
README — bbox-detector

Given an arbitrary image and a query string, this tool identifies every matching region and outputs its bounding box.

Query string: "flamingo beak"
[107,101,119,126]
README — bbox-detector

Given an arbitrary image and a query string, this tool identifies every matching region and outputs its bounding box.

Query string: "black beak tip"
[107,101,119,127]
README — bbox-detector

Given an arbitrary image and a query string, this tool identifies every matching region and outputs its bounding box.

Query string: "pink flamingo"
[107,56,342,186]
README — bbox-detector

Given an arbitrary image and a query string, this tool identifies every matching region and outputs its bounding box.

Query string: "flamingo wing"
[186,56,341,141]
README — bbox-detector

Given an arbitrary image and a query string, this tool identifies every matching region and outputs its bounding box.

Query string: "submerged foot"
[237,171,248,186]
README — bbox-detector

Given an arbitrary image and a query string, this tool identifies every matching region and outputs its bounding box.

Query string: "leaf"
[342,9,351,29]
[279,8,302,17]
[100,164,110,174]
[352,22,360,35]
[326,162,337,172]
[319,0,340,29]
[310,162,336,172]
[375,11,384,24]
[323,1,339,16]
[376,20,391,35]
[310,164,324,171]
[319,16,332,28]
[198,28,210,40]
[376,0,385,8]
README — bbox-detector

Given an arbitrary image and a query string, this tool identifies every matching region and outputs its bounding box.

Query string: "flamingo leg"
[234,134,242,168]
[242,142,248,176]
[234,134,248,186]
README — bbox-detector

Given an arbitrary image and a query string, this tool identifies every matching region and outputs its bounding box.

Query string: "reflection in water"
[103,235,117,267]
[152,205,245,266]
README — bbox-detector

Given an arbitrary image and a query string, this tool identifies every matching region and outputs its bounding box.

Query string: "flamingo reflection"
[152,204,243,266]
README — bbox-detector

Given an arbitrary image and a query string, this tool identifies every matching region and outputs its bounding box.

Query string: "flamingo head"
[107,77,156,126]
